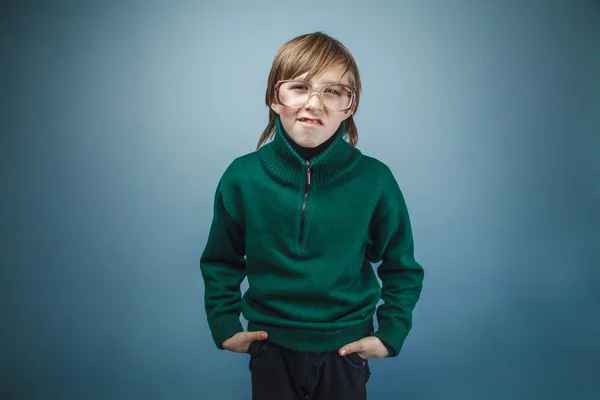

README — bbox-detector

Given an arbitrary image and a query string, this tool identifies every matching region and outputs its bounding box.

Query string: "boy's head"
[257,32,362,150]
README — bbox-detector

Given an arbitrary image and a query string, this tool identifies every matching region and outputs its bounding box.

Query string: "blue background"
[1,1,599,399]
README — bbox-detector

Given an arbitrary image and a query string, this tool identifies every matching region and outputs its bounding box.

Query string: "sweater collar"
[258,116,362,187]
[282,122,339,161]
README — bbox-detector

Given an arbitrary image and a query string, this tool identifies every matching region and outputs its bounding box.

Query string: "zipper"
[299,160,311,244]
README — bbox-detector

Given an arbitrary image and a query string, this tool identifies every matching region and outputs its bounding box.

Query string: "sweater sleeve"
[200,182,246,349]
[367,187,424,357]
[379,338,397,357]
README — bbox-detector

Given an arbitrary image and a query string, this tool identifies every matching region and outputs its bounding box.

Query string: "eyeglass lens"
[278,82,353,111]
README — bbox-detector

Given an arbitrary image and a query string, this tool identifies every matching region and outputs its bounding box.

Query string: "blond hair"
[256,32,362,150]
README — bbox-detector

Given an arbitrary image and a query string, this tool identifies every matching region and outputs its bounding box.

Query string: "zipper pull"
[306,161,311,185]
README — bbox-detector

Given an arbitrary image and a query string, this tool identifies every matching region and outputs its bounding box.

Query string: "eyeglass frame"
[274,80,357,112]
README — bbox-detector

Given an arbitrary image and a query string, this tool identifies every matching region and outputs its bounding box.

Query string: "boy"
[200,32,424,400]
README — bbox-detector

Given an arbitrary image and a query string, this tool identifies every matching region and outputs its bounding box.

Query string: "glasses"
[274,80,356,112]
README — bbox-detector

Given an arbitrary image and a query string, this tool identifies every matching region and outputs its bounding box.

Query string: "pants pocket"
[344,352,368,368]
[247,340,268,359]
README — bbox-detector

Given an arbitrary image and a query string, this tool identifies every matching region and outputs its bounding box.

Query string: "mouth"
[298,117,323,126]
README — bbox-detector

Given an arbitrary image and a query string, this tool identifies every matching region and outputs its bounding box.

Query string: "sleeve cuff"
[208,314,244,349]
[379,338,397,357]
[372,321,409,358]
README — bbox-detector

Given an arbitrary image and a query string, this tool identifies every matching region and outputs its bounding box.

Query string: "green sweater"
[200,117,424,356]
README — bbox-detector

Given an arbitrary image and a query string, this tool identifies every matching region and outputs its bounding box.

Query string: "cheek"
[327,114,346,128]
[280,108,298,119]
[279,113,298,133]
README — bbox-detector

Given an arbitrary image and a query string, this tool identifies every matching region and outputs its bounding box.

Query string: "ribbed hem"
[372,321,409,358]
[248,320,374,352]
[208,314,244,349]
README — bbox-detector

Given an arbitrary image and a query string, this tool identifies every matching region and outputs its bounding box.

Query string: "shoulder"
[210,151,260,205]
[212,151,260,214]
[219,151,260,185]
[357,154,400,191]
[358,154,407,219]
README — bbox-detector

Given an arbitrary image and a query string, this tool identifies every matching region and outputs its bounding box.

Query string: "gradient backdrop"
[1,1,599,399]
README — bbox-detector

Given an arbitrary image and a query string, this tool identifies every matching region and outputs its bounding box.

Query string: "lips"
[298,117,323,125]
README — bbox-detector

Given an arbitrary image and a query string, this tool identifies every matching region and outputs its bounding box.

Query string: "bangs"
[275,34,357,87]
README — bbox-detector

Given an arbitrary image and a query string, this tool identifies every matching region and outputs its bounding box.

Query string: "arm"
[368,187,424,357]
[200,182,246,349]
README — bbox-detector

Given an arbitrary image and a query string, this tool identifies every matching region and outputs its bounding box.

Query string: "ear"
[270,102,281,115]
[341,107,355,122]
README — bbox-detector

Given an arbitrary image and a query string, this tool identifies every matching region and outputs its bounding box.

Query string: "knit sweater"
[200,117,424,356]
[280,125,397,358]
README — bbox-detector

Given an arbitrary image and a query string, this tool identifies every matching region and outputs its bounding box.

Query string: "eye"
[290,83,309,91]
[324,87,342,96]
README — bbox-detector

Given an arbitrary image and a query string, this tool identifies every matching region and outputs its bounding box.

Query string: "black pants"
[247,340,371,400]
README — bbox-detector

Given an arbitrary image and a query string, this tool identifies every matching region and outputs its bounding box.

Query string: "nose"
[305,91,324,111]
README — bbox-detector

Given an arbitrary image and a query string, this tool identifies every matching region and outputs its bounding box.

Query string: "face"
[271,64,355,148]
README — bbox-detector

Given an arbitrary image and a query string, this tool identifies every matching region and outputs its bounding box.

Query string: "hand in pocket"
[221,331,268,353]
